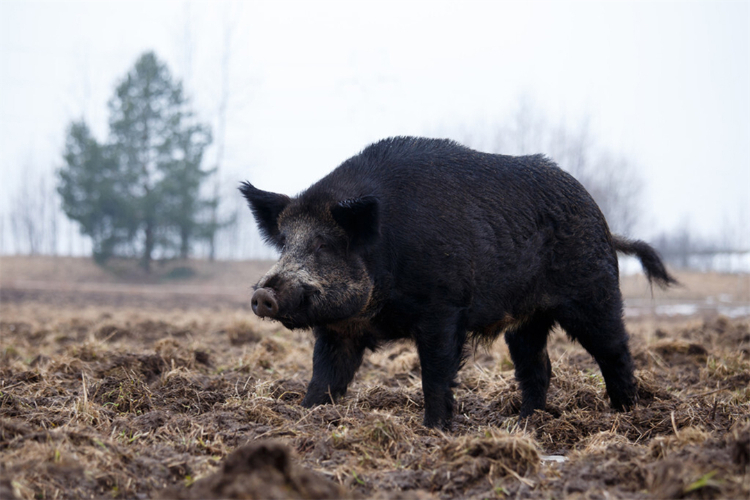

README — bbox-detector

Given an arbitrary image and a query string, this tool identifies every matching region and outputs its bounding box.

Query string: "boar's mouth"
[261,285,374,331]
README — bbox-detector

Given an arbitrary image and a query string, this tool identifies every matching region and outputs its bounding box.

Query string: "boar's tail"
[613,235,679,289]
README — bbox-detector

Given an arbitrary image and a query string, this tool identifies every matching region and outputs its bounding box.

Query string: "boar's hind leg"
[557,305,637,412]
[504,314,555,417]
[415,314,468,429]
[301,328,370,408]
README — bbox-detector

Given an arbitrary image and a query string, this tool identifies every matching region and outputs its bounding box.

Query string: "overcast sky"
[1,0,748,250]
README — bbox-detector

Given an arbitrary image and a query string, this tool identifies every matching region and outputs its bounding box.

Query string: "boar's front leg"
[301,326,369,407]
[415,313,468,429]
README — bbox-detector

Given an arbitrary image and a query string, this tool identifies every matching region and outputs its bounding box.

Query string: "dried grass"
[1,278,749,499]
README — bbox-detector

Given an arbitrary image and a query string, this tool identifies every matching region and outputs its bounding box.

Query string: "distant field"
[0,256,275,310]
[1,256,748,499]
[1,255,748,316]
[0,256,276,286]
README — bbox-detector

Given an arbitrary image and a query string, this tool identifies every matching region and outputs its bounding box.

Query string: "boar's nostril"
[251,288,279,318]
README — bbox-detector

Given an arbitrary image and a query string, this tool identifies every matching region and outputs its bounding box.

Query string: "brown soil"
[159,441,348,499]
[1,257,748,499]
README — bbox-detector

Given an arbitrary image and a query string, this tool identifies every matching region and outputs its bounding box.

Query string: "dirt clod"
[164,440,348,499]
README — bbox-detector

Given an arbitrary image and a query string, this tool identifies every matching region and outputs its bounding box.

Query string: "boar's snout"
[251,288,279,318]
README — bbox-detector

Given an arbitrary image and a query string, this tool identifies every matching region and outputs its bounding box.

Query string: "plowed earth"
[1,262,748,499]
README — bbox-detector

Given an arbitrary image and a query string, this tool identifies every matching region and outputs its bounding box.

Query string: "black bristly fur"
[241,136,678,430]
[239,181,291,249]
[331,196,380,249]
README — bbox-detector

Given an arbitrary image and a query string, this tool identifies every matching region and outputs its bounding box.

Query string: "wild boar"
[240,136,676,429]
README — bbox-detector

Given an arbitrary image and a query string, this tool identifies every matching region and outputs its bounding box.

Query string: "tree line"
[2,53,745,271]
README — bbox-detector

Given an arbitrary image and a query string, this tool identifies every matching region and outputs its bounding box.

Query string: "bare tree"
[546,119,592,181]
[10,204,20,254]
[586,153,642,236]
[48,192,59,256]
[208,4,238,261]
[509,96,548,155]
[0,213,5,255]
[12,170,40,254]
[9,167,62,255]
[172,1,247,261]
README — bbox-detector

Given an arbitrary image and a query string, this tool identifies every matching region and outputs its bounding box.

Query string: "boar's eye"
[314,241,328,254]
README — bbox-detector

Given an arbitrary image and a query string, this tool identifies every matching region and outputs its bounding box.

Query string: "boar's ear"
[239,181,290,248]
[331,196,380,249]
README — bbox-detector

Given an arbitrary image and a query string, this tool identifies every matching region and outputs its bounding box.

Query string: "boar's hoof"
[252,288,279,318]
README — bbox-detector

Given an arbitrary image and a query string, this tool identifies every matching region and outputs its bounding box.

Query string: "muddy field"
[1,258,749,499]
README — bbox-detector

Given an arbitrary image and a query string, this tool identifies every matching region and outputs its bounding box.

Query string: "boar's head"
[240,182,379,330]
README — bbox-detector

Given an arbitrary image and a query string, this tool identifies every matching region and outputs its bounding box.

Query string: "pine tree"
[58,52,214,270]
[58,121,136,263]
